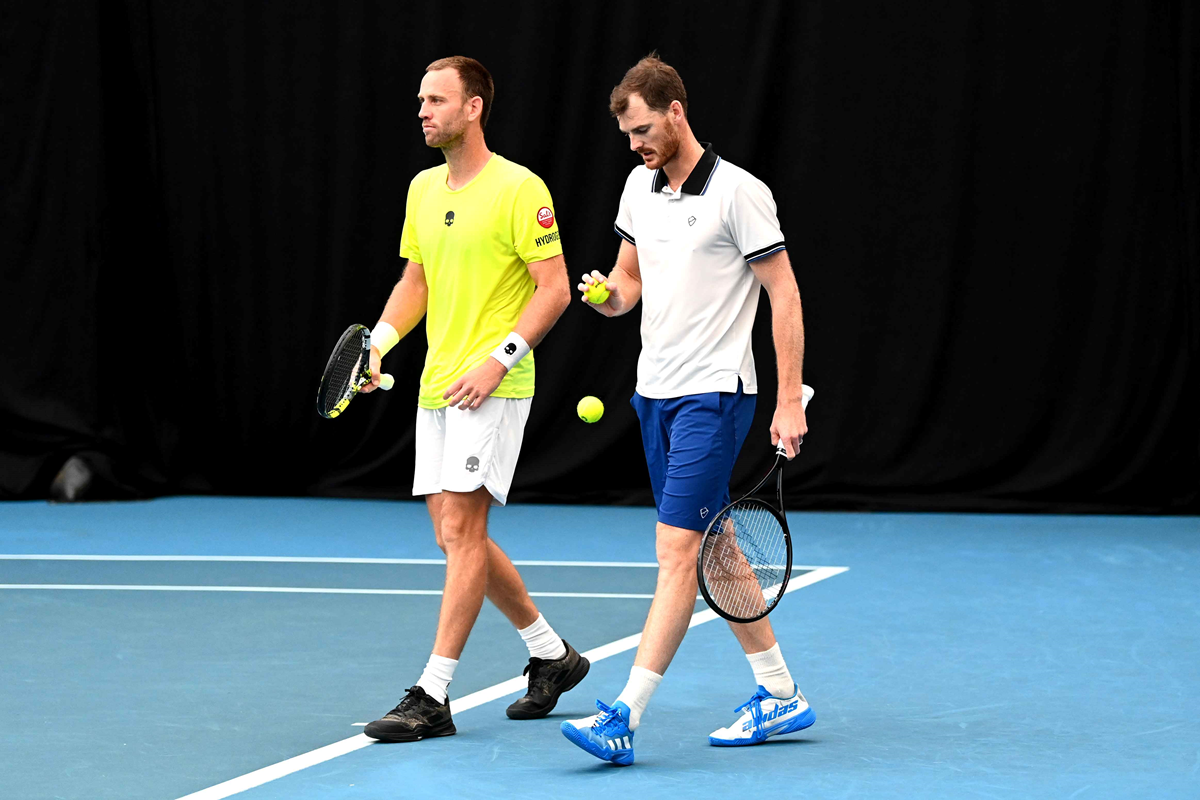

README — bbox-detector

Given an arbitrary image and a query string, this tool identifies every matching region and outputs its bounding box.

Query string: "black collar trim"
[651,142,720,195]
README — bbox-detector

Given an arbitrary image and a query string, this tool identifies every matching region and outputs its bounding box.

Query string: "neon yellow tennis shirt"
[399,154,563,409]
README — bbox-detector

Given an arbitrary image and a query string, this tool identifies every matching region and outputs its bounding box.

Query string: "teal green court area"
[1,498,1196,798]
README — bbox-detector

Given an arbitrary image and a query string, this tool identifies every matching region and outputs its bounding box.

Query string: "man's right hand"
[578,270,621,317]
[360,346,383,393]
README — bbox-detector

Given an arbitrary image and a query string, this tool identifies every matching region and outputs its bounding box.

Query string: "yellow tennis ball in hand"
[584,282,610,304]
[577,395,604,423]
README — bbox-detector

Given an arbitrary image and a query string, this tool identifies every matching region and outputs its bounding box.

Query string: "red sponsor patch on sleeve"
[536,207,555,229]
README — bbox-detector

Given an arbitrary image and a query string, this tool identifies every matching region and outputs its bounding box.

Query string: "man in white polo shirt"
[560,54,812,765]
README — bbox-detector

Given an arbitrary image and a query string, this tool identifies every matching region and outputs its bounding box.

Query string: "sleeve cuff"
[614,224,636,245]
[745,242,786,262]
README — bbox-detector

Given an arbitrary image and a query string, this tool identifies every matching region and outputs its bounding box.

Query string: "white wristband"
[370,321,400,356]
[490,332,531,371]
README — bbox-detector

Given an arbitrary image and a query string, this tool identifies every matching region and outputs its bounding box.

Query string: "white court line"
[0,555,663,567]
[0,555,834,570]
[0,585,658,599]
[173,565,848,800]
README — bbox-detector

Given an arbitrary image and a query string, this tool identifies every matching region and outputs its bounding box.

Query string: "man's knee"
[439,489,491,551]
[655,522,702,575]
[441,522,483,551]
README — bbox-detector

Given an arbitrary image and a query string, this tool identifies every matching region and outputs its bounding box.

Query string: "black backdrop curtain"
[2,1,1197,511]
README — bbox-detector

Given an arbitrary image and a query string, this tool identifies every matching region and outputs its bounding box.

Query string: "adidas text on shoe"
[708,684,814,746]
[560,700,635,765]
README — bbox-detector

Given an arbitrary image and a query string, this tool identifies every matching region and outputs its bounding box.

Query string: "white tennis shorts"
[412,397,533,506]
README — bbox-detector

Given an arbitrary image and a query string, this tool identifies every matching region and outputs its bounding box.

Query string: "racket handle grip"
[379,373,394,391]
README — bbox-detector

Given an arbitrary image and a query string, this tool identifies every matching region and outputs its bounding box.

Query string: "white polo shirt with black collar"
[614,143,786,399]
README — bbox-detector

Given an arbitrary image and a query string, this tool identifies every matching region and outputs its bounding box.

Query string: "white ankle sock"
[416,654,458,704]
[746,643,795,699]
[614,666,662,730]
[517,613,567,661]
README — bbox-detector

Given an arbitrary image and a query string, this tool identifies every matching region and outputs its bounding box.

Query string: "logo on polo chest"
[444,211,455,227]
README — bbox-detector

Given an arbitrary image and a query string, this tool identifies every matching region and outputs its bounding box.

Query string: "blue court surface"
[1,498,1197,799]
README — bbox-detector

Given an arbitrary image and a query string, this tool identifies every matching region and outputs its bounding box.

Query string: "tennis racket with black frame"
[697,384,814,623]
[316,324,394,419]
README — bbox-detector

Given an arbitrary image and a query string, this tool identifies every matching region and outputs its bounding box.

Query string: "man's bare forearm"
[608,262,643,316]
[771,292,806,404]
[750,250,806,404]
[513,255,571,348]
[377,261,428,341]
[513,284,570,347]
[609,239,643,316]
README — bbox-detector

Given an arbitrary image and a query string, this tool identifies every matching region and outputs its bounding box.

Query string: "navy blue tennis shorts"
[631,381,757,532]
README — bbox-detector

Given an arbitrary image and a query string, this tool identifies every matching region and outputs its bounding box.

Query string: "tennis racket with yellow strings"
[316,324,394,419]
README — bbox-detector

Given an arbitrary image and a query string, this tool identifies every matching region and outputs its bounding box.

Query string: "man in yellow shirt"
[359,56,583,742]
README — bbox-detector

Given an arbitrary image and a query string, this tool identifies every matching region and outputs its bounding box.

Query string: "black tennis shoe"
[506,640,590,719]
[364,686,456,742]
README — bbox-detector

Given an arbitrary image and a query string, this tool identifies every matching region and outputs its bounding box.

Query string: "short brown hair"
[426,56,495,129]
[609,53,687,118]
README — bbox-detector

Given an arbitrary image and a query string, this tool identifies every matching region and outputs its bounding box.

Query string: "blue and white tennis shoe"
[708,684,815,746]
[560,700,635,765]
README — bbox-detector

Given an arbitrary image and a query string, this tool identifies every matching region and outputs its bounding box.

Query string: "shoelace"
[522,659,557,695]
[733,686,773,735]
[590,700,625,733]
[394,686,430,713]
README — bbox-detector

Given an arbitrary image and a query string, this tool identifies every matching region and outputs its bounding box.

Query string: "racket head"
[316,324,371,419]
[697,496,793,624]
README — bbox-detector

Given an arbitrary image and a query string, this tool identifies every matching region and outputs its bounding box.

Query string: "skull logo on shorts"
[465,456,480,473]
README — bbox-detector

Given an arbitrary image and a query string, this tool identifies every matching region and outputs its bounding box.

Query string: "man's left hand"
[443,358,508,410]
[771,399,809,459]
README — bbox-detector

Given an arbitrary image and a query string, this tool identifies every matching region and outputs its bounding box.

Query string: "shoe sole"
[708,707,816,747]
[506,654,591,720]
[560,720,633,765]
[363,719,457,743]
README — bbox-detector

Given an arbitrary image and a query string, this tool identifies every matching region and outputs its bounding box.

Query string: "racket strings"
[700,502,788,620]
[321,331,368,415]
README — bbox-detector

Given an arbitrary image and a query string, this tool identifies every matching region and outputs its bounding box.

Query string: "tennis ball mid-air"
[577,396,604,423]
[584,282,610,304]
